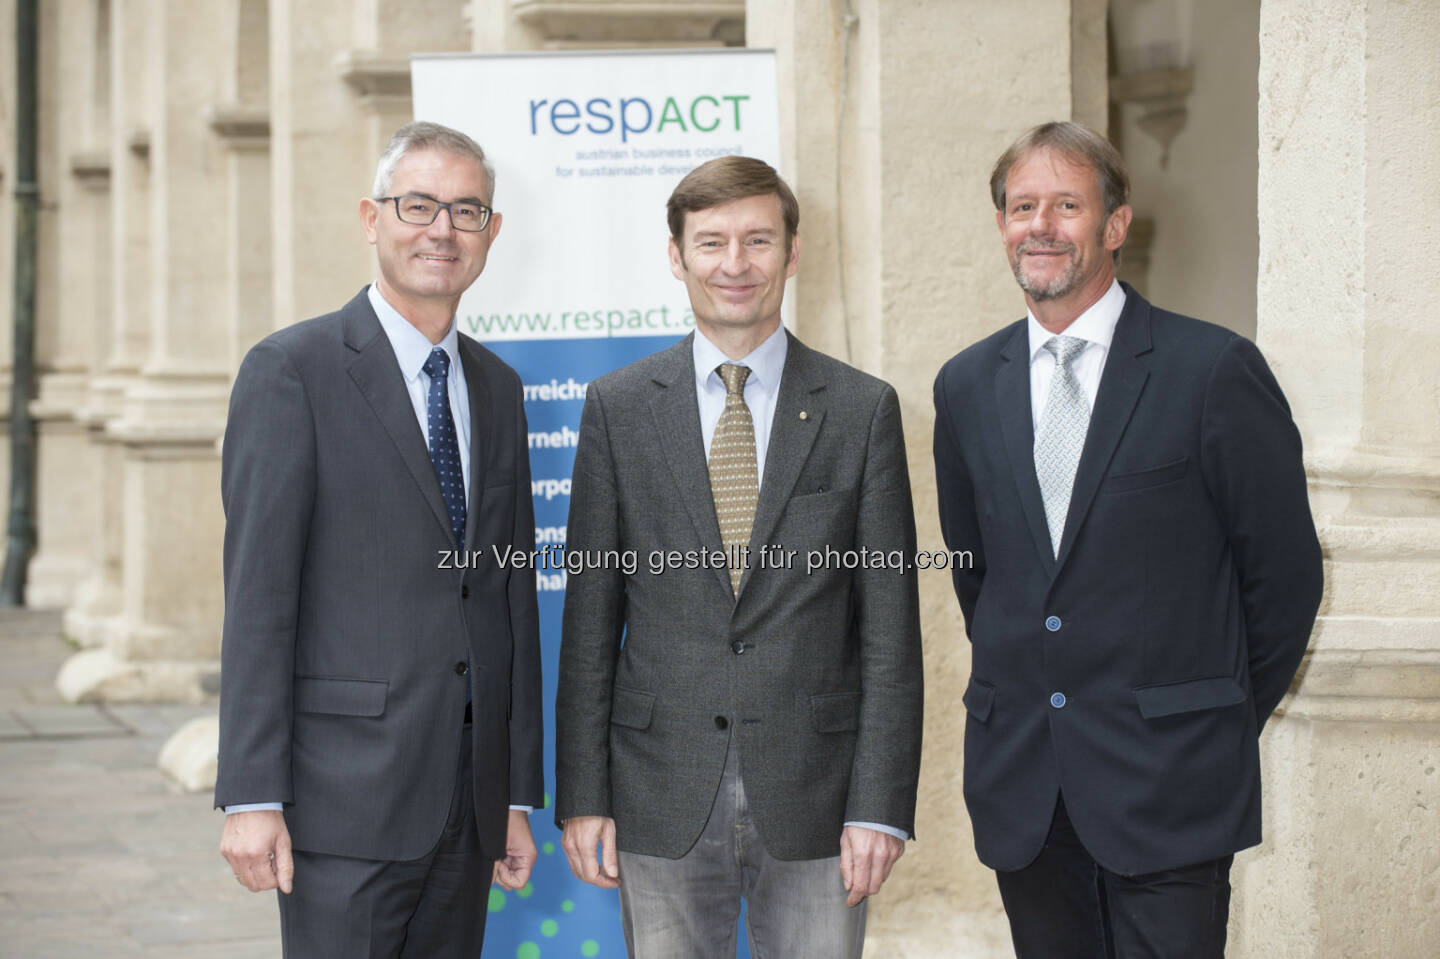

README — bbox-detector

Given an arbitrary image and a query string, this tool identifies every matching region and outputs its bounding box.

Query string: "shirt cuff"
[843,821,910,841]
[226,803,532,815]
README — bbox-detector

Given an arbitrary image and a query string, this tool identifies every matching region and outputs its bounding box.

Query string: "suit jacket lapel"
[1054,286,1152,570]
[458,339,493,549]
[748,333,825,579]
[647,335,732,596]
[994,324,1057,575]
[343,292,454,545]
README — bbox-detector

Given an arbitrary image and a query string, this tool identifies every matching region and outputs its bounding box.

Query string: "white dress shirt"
[1027,279,1126,432]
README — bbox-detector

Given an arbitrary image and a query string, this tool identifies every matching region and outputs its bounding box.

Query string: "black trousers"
[278,723,491,959]
[995,795,1232,959]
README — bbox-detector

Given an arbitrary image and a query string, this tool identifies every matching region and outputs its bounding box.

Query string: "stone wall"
[1237,1,1440,955]
[2,0,1435,955]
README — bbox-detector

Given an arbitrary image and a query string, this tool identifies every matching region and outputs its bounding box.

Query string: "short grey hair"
[372,121,496,200]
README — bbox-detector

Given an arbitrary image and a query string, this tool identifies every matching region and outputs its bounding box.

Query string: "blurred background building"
[0,0,1435,954]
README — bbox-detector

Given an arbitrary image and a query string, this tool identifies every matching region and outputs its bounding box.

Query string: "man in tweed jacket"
[555,157,924,958]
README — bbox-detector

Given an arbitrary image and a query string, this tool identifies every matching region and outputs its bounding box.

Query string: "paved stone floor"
[0,608,279,957]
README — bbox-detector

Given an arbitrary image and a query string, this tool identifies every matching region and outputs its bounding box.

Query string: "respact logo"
[529,94,751,143]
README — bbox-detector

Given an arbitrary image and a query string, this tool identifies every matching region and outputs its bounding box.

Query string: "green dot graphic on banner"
[413,48,780,958]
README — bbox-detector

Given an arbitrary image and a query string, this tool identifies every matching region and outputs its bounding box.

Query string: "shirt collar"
[1026,279,1126,364]
[368,283,461,381]
[692,323,789,393]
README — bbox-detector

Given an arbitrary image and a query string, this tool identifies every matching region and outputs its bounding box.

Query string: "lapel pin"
[799,411,808,420]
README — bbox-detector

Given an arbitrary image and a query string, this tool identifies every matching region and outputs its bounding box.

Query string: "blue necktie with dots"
[422,347,467,549]
[424,347,469,706]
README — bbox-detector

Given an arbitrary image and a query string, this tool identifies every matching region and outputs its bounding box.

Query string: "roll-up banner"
[412,49,781,958]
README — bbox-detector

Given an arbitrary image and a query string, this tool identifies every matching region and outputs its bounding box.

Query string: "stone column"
[1233,1,1440,955]
[269,0,384,329]
[212,0,274,371]
[58,0,231,702]
[155,0,274,780]
[54,0,113,640]
[748,1,1081,954]
[265,0,472,332]
[27,0,109,609]
[65,0,152,648]
[0,0,16,499]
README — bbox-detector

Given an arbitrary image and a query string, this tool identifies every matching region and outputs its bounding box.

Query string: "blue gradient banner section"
[482,336,755,959]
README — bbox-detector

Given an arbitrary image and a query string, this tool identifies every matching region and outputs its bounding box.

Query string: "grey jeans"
[617,740,866,959]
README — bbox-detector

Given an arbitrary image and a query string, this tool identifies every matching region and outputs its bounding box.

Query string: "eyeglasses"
[378,194,494,232]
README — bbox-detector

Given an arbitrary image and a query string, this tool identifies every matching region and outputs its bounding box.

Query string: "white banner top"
[411,50,783,342]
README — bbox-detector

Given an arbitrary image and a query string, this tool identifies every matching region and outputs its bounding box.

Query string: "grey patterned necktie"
[1034,335,1090,557]
[709,364,758,596]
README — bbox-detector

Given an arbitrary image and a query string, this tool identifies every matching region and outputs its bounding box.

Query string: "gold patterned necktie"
[709,363,758,597]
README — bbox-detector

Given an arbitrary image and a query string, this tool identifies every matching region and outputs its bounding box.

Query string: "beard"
[1011,239,1083,302]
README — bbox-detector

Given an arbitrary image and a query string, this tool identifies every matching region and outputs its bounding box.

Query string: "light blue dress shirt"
[693,323,787,484]
[368,284,472,496]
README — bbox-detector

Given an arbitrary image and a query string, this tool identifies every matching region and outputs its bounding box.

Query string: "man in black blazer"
[933,122,1323,958]
[556,157,924,958]
[215,122,543,958]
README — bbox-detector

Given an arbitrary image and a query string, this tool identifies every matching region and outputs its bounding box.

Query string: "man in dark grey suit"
[934,122,1322,958]
[216,121,544,958]
[555,157,924,958]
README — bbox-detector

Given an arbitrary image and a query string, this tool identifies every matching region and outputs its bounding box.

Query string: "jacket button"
[1050,692,1066,708]
[461,585,470,599]
[714,716,729,730]
[731,640,746,655]
[455,661,468,675]
[1045,616,1062,632]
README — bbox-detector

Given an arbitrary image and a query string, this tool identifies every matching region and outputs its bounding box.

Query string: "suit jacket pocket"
[1102,456,1189,493]
[610,685,655,730]
[785,487,854,519]
[293,676,388,717]
[1133,676,1246,719]
[962,677,995,724]
[483,464,513,489]
[810,690,861,732]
